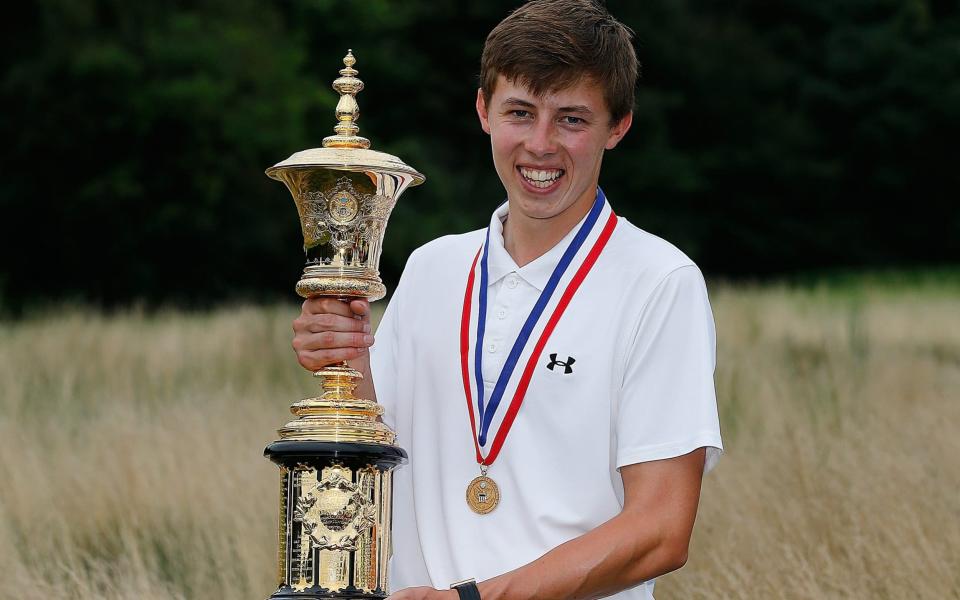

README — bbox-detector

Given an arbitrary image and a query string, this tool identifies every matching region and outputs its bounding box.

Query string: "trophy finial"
[343,48,356,69]
[323,49,371,149]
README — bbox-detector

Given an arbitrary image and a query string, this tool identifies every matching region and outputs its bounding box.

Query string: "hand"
[387,587,459,600]
[292,297,374,371]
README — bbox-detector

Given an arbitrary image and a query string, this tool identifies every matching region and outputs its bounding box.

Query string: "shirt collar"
[484,195,601,292]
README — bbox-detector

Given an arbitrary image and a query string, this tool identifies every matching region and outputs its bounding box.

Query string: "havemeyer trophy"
[264,50,423,599]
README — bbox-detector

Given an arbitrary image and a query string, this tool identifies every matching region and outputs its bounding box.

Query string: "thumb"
[349,298,371,319]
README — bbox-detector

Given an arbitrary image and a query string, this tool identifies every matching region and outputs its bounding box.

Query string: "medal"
[459,189,618,513]
[465,466,500,514]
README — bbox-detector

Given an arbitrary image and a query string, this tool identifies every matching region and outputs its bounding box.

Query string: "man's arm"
[389,447,706,600]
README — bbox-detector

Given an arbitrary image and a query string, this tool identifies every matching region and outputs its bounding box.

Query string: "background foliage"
[2,0,958,309]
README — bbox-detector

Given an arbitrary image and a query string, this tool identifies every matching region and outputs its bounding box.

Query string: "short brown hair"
[480,0,639,126]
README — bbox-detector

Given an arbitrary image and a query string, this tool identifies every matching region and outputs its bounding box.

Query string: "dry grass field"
[1,278,957,599]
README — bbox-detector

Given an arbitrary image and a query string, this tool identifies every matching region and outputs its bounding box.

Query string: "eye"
[560,115,586,125]
[509,109,531,119]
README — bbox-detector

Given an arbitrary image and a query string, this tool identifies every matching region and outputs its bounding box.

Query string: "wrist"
[450,578,481,600]
[349,355,377,403]
[346,352,371,371]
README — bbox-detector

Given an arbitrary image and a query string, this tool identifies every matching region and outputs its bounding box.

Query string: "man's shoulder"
[399,228,487,282]
[407,228,486,264]
[605,216,701,283]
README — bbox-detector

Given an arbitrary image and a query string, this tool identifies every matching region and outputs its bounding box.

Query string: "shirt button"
[487,342,497,353]
[497,308,507,319]
[507,277,519,289]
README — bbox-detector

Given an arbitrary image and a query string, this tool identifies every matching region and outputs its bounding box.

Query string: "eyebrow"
[557,105,593,115]
[502,98,536,109]
[501,98,594,115]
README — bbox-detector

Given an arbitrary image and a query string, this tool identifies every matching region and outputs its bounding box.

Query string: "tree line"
[1,0,957,309]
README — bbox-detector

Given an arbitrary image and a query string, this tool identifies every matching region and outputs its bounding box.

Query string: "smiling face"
[476,75,632,236]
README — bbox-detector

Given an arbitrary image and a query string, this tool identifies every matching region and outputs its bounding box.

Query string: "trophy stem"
[277,362,395,445]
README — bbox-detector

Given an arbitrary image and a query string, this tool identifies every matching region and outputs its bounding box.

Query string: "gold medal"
[466,468,500,514]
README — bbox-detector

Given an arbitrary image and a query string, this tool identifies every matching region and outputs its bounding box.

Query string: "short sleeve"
[369,286,400,429]
[616,264,723,474]
[369,249,421,430]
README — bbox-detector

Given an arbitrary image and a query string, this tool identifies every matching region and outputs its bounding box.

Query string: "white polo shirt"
[370,194,723,599]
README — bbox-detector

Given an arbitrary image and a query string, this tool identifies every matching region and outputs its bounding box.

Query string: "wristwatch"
[450,577,481,600]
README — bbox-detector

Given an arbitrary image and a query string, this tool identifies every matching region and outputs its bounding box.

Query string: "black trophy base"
[264,440,408,471]
[264,440,407,600]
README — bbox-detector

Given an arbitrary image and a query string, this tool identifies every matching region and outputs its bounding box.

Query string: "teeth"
[520,167,564,186]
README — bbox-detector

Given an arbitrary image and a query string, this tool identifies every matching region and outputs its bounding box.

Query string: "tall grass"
[0,305,299,599]
[660,281,960,599]
[0,280,957,599]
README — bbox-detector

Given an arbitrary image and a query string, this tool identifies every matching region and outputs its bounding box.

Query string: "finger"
[297,313,371,334]
[301,297,356,318]
[296,347,367,371]
[294,331,375,352]
[348,298,371,319]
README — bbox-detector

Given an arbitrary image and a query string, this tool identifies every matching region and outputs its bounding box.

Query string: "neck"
[502,216,569,267]
[502,191,598,267]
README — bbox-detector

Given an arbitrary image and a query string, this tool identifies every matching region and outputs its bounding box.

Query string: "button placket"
[481,273,525,386]
[482,289,503,382]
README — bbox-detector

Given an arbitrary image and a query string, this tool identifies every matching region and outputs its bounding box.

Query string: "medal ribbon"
[459,190,618,465]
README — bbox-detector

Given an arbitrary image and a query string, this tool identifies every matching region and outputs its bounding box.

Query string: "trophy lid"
[266,50,425,185]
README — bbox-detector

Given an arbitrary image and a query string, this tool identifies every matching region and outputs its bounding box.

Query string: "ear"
[476,88,491,135]
[604,111,633,150]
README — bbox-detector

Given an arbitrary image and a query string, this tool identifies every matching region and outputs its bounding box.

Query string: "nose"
[524,118,558,157]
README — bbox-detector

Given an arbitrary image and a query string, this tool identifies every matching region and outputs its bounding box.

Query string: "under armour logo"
[546,353,575,374]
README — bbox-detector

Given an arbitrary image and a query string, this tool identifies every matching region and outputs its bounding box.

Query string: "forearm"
[350,355,377,403]
[477,511,685,600]
[476,450,706,600]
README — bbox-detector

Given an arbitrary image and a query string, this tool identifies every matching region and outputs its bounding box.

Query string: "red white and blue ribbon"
[459,188,618,466]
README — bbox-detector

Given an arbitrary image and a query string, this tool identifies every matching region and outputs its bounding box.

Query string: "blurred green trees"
[1,0,957,308]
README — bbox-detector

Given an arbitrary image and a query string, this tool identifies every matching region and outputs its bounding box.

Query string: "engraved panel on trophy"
[379,471,393,592]
[354,466,379,592]
[318,548,350,592]
[295,464,376,552]
[278,467,290,586]
[291,466,318,592]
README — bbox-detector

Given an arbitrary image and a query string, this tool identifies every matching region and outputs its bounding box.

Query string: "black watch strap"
[450,578,481,600]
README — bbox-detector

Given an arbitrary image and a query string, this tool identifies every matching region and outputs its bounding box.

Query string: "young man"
[291,1,723,598]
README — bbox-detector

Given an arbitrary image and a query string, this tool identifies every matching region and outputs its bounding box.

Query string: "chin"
[513,195,568,220]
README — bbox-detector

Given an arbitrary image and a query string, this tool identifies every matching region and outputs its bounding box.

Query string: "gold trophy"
[264,50,423,599]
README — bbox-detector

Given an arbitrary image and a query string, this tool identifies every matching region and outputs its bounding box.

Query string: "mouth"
[517,166,565,191]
